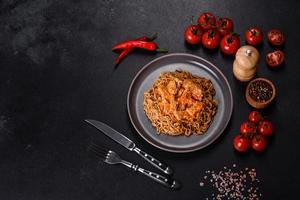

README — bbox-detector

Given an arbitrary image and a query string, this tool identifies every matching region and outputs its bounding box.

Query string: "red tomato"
[217,17,234,36]
[267,29,285,46]
[240,121,256,137]
[266,50,285,67]
[198,12,216,30]
[220,33,240,55]
[248,111,263,124]
[252,135,267,151]
[184,25,203,45]
[258,120,274,136]
[245,27,263,46]
[233,135,251,152]
[201,30,220,49]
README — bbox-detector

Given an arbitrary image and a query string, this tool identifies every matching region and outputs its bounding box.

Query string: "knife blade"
[85,119,136,150]
[85,119,173,175]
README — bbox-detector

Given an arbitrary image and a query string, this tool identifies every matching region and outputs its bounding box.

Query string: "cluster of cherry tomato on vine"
[184,12,286,65]
[184,12,239,55]
[233,111,274,152]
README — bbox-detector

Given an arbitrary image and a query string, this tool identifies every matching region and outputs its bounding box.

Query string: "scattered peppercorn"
[199,164,262,200]
[249,80,273,102]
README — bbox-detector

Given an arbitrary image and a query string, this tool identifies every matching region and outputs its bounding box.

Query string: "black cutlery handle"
[133,147,173,175]
[135,166,180,190]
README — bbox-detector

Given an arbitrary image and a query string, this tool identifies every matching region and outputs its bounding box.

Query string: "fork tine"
[88,147,106,160]
[90,142,108,152]
[90,148,106,160]
[89,145,107,156]
[87,142,109,160]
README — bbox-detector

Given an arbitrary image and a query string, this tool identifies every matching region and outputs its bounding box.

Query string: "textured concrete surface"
[0,0,300,199]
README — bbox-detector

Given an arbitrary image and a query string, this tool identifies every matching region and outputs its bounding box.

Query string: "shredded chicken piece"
[156,79,204,122]
[167,80,177,94]
[182,79,203,100]
[186,102,203,117]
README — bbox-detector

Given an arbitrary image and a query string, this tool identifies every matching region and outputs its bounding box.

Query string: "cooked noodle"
[143,70,218,136]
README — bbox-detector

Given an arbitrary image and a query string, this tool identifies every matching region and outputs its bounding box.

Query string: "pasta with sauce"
[143,70,218,136]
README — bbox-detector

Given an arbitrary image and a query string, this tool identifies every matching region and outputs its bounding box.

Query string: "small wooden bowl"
[245,78,276,109]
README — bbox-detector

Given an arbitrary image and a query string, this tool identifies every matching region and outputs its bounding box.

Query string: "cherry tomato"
[201,30,220,49]
[220,33,240,55]
[252,135,267,152]
[217,17,234,36]
[233,135,251,152]
[266,50,285,67]
[240,121,256,137]
[258,120,274,136]
[184,25,203,45]
[248,111,263,124]
[245,27,263,46]
[198,12,216,30]
[267,29,285,46]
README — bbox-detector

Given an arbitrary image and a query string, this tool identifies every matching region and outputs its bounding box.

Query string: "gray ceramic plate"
[127,53,233,153]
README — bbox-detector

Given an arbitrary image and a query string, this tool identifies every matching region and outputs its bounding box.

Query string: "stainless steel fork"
[88,142,180,190]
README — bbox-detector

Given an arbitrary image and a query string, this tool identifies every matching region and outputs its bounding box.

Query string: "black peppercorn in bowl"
[246,78,276,109]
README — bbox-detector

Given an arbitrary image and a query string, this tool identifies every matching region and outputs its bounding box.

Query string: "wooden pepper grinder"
[233,45,260,82]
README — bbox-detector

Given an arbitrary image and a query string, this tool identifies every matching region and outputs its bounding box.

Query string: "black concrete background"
[0,0,300,199]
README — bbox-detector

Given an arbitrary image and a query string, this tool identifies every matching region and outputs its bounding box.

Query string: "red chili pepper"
[134,36,148,41]
[112,34,157,51]
[114,36,150,65]
[113,33,167,66]
[114,48,132,65]
[112,40,157,51]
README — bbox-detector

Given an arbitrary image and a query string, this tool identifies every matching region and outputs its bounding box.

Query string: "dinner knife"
[85,119,173,175]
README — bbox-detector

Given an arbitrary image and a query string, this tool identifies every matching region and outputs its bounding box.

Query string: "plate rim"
[127,53,233,153]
